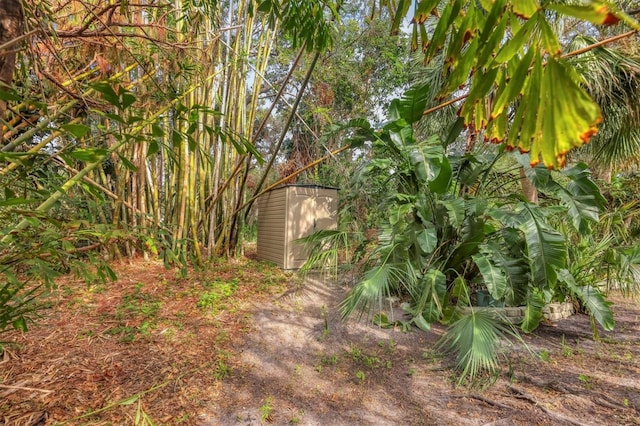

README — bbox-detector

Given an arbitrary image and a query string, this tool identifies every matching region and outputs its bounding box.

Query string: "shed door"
[288,190,336,268]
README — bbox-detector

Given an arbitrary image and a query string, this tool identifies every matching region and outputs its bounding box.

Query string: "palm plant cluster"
[302,1,640,384]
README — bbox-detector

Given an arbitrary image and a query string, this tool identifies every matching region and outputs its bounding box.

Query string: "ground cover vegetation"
[1,0,640,418]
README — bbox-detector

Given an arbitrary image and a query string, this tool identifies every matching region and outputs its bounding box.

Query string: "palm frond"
[436,308,523,386]
[558,269,614,332]
[340,260,410,320]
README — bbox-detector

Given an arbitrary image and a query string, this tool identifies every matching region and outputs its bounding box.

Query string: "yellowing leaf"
[529,58,602,168]
[547,3,621,26]
[537,13,562,56]
[512,0,540,19]
[413,0,440,25]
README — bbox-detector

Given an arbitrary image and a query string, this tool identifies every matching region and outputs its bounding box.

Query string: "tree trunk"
[0,0,24,141]
[592,165,613,184]
[519,167,538,203]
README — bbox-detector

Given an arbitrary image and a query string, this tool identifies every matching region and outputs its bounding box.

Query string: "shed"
[256,184,338,269]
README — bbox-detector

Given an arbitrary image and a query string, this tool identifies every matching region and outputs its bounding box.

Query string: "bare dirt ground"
[1,257,639,425]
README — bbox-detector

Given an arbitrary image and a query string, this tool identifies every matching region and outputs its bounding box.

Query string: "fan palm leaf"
[566,34,640,172]
[436,308,523,385]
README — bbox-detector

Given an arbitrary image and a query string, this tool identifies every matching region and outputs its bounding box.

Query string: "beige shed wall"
[256,185,337,269]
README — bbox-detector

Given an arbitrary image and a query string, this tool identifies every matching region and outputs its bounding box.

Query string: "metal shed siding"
[256,189,287,265]
[257,185,337,269]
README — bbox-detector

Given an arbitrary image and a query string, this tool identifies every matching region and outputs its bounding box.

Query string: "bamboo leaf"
[0,86,21,101]
[90,82,120,107]
[61,123,91,139]
[68,148,109,163]
[117,152,138,171]
[413,0,440,25]
[391,0,411,35]
[0,198,34,207]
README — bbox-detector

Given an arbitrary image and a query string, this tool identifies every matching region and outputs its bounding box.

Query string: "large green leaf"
[521,290,545,332]
[473,253,507,300]
[429,155,452,194]
[438,198,465,228]
[446,215,485,271]
[391,83,431,124]
[415,223,438,254]
[405,135,444,184]
[563,163,606,209]
[521,204,566,288]
[414,268,447,323]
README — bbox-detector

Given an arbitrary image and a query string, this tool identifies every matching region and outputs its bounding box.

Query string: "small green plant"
[623,398,629,407]
[105,325,138,342]
[578,374,592,390]
[318,305,330,341]
[290,409,304,424]
[259,397,274,423]
[561,335,574,357]
[407,368,416,376]
[388,339,396,352]
[363,355,381,368]
[214,360,229,380]
[197,279,238,314]
[355,370,366,383]
[317,354,338,372]
[134,397,156,425]
[539,350,551,362]
[349,345,362,361]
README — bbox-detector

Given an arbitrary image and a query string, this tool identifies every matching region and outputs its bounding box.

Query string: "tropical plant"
[320,0,640,384]
[326,77,629,383]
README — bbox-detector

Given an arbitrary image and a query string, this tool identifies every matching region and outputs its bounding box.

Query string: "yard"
[2,257,639,425]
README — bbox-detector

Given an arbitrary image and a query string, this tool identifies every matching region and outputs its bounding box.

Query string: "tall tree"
[0,0,23,141]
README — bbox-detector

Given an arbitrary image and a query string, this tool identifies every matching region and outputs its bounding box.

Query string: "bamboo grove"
[0,0,338,265]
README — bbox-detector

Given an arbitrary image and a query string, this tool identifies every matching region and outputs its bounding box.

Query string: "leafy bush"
[304,83,639,384]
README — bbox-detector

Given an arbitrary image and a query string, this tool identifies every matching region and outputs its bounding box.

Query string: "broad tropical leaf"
[413,268,447,323]
[473,253,507,301]
[390,82,431,124]
[521,204,566,288]
[405,135,444,183]
[521,290,545,333]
